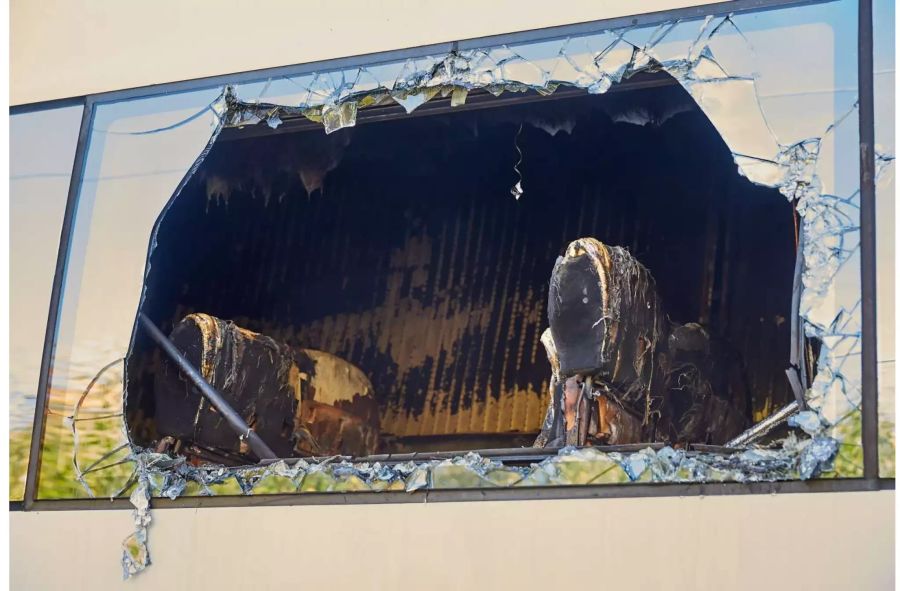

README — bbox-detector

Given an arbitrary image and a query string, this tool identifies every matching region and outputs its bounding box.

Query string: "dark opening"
[126,73,797,462]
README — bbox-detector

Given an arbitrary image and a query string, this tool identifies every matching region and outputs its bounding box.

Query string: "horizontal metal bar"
[138,314,277,461]
[10,0,834,110]
[12,477,894,513]
[9,96,86,115]
[220,73,678,142]
[259,443,670,467]
[454,0,833,51]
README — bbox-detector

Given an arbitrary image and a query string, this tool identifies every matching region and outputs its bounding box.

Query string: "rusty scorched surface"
[536,238,747,447]
[154,313,379,461]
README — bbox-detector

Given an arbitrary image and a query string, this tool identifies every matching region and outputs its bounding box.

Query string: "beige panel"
[11,0,721,105]
[11,491,895,590]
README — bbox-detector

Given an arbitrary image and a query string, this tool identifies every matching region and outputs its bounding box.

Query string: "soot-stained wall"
[126,84,796,449]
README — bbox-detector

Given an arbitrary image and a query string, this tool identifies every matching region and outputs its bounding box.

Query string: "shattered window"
[874,0,895,478]
[33,0,874,522]
[23,0,883,576]
[132,81,804,459]
[9,104,83,500]
[35,89,225,499]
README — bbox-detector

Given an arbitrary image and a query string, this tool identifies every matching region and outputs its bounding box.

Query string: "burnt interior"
[126,73,798,456]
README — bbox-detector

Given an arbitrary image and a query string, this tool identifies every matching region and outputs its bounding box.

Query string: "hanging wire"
[510,123,524,200]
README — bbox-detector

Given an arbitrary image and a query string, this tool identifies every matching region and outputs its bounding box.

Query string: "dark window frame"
[10,0,891,512]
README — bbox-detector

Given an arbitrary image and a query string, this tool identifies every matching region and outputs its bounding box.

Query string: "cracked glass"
[35,89,225,499]
[22,0,881,578]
